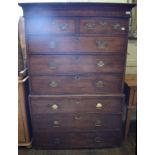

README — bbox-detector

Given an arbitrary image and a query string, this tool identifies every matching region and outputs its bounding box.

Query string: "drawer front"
[32,113,121,132]
[30,74,123,95]
[80,18,128,34]
[29,55,125,75]
[33,131,121,149]
[30,96,124,114]
[26,18,76,34]
[28,36,125,54]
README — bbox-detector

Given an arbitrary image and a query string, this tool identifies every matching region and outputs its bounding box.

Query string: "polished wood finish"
[30,95,124,114]
[26,18,76,34]
[29,55,125,75]
[32,113,121,132]
[19,2,135,149]
[27,36,126,54]
[80,18,128,34]
[26,17,128,35]
[33,131,121,149]
[30,74,123,95]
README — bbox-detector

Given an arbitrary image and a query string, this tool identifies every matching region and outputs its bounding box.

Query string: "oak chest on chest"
[19,2,135,149]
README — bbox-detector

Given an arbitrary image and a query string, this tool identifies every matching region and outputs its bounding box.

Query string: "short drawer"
[30,95,124,114]
[32,113,121,132]
[30,74,123,95]
[26,17,76,34]
[80,18,128,34]
[29,55,125,75]
[27,36,126,54]
[33,131,121,149]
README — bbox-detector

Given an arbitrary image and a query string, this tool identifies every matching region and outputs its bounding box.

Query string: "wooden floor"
[18,133,136,155]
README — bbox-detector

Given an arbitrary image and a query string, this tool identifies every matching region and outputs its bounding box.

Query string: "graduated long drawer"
[32,113,121,132]
[30,95,124,114]
[33,131,121,149]
[29,55,125,75]
[30,74,123,95]
[27,35,126,54]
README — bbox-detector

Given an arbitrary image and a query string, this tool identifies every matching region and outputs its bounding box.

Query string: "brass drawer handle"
[74,113,81,120]
[85,23,96,29]
[52,120,60,127]
[112,23,126,31]
[49,40,57,48]
[48,62,58,69]
[95,120,103,127]
[96,81,104,88]
[97,60,104,67]
[51,104,59,110]
[74,75,80,80]
[96,103,103,109]
[49,81,58,87]
[125,11,131,15]
[94,137,104,143]
[99,21,107,26]
[112,23,121,29]
[59,23,69,31]
[96,40,107,48]
[121,27,126,31]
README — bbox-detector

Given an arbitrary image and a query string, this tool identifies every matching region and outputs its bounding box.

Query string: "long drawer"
[29,55,125,75]
[33,131,121,149]
[30,74,123,95]
[27,36,126,54]
[30,95,124,114]
[32,113,121,132]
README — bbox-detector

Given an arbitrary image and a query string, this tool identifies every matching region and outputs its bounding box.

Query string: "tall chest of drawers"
[19,3,135,149]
